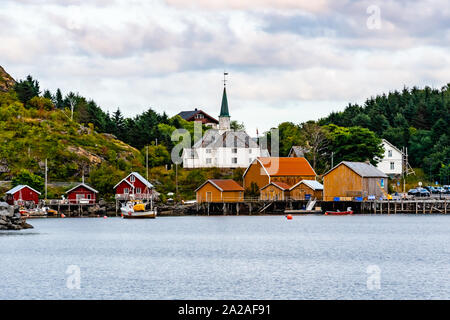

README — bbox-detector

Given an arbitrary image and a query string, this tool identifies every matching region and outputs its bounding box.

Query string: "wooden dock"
[191,199,450,215]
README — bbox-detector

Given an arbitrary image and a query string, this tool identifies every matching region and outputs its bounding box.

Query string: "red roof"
[261,181,291,190]
[196,179,244,192]
[257,157,316,176]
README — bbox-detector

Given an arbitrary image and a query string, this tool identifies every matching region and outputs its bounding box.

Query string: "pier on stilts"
[190,198,450,215]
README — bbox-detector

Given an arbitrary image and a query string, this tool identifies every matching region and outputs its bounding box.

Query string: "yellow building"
[260,181,291,201]
[195,179,244,203]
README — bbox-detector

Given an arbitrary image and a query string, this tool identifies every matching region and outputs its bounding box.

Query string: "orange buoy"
[103,216,107,219]
[286,214,293,220]
[61,214,65,218]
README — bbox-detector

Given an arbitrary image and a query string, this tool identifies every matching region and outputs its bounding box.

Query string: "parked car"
[424,186,439,194]
[408,188,430,197]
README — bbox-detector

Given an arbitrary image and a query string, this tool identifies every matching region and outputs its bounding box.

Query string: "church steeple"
[219,87,229,117]
[218,72,231,132]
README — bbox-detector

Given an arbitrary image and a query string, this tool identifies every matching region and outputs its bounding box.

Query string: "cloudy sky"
[1,0,449,135]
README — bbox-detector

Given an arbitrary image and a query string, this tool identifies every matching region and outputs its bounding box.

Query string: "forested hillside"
[319,85,450,182]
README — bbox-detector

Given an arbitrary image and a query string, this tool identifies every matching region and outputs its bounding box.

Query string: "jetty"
[191,198,450,215]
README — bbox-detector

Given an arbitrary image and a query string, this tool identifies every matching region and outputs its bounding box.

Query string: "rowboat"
[325,210,353,215]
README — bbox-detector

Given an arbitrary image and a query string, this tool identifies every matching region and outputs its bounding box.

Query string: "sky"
[0,0,449,135]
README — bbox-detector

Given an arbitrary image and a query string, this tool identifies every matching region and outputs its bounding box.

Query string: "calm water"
[0,215,449,300]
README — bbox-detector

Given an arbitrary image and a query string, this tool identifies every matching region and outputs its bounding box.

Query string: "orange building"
[289,180,323,200]
[243,157,316,191]
[323,161,388,201]
[260,181,291,201]
[196,179,245,203]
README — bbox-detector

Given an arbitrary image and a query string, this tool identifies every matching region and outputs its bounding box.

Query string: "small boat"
[325,207,353,215]
[121,200,157,219]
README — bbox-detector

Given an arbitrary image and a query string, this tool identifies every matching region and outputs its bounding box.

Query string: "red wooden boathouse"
[66,183,98,204]
[5,185,41,205]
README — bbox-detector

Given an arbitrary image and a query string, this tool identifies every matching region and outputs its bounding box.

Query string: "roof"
[195,179,244,192]
[261,181,291,191]
[113,172,154,189]
[290,180,323,191]
[6,185,41,195]
[177,109,219,123]
[192,130,259,149]
[65,183,98,194]
[219,87,229,117]
[324,161,388,178]
[288,146,307,157]
[245,157,316,177]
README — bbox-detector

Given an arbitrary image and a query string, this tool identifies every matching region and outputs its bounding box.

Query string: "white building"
[376,139,403,177]
[182,85,269,168]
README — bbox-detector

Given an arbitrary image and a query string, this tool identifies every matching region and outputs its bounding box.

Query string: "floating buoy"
[61,214,65,218]
[103,216,107,219]
[286,214,293,220]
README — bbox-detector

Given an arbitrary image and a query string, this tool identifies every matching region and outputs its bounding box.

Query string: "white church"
[182,81,269,168]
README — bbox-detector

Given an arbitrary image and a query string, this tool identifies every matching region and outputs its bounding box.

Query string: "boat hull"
[122,211,157,219]
[325,211,353,215]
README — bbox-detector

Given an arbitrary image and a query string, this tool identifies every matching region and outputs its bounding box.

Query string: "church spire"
[218,72,230,131]
[219,86,229,117]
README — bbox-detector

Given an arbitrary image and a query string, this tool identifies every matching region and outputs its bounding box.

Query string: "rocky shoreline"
[0,202,33,230]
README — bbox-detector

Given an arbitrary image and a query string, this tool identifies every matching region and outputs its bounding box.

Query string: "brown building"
[196,179,244,203]
[290,180,323,200]
[177,108,219,128]
[243,157,316,191]
[323,161,388,201]
[260,181,291,201]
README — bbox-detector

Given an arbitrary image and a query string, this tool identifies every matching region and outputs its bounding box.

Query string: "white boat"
[120,200,157,219]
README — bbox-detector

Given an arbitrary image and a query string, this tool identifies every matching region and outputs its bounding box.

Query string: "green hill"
[0,88,144,198]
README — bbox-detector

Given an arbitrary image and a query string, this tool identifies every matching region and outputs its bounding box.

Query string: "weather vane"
[223,71,228,87]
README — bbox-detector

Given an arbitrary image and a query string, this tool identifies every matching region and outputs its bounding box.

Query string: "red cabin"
[66,183,98,204]
[114,172,154,200]
[5,185,41,205]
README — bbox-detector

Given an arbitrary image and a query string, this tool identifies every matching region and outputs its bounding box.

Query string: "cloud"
[0,0,449,135]
[164,0,331,12]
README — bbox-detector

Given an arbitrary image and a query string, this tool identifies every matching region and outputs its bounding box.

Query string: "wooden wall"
[243,162,270,190]
[290,184,323,200]
[196,182,244,203]
[260,185,287,201]
[323,164,362,201]
[323,164,388,200]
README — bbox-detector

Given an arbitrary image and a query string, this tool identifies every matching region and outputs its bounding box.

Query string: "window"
[136,188,142,194]
[124,188,129,194]
[206,158,212,164]
[390,162,395,170]
[130,175,135,182]
[206,149,212,154]
[195,113,204,119]
[232,148,237,153]
[249,149,252,154]
[232,158,237,164]
[388,150,392,157]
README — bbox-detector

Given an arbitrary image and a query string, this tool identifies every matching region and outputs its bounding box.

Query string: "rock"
[0,203,33,230]
[0,66,16,92]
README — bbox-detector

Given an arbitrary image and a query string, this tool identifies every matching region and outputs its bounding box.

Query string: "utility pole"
[175,163,178,197]
[44,158,48,201]
[331,152,334,169]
